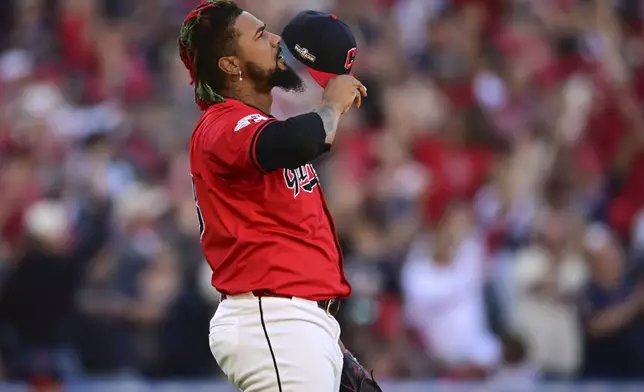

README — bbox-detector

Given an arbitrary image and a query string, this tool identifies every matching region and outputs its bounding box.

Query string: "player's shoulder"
[198,99,271,135]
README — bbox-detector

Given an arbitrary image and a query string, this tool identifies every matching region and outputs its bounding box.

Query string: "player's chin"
[270,67,306,93]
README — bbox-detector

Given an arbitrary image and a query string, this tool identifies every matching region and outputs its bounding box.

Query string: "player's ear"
[218,56,241,77]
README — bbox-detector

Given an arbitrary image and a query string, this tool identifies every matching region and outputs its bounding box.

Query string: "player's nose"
[268,31,281,47]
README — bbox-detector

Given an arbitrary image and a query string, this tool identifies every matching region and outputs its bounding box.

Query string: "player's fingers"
[342,95,353,114]
[342,91,358,114]
[357,84,367,97]
[348,76,367,94]
[354,90,362,109]
[352,79,367,94]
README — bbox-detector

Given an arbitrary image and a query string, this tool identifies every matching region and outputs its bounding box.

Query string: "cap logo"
[344,48,357,70]
[294,44,316,63]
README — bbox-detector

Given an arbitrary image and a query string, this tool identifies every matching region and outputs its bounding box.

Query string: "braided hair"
[179,0,243,110]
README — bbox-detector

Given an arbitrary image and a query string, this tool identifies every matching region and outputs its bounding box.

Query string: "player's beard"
[245,61,305,94]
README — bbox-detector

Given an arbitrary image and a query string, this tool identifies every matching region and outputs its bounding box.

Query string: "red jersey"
[189,98,351,301]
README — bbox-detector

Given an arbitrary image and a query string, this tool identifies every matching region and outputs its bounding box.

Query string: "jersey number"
[191,176,205,239]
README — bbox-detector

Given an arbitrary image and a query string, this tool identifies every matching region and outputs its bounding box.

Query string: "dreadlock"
[179,0,243,110]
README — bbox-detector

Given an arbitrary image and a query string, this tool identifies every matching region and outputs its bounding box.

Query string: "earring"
[238,71,243,81]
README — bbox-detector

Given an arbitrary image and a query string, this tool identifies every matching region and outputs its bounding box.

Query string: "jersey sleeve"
[200,108,277,175]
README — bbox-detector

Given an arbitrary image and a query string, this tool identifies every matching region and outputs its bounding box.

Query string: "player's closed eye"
[256,25,266,39]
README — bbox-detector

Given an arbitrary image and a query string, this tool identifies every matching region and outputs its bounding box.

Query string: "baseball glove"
[340,351,383,392]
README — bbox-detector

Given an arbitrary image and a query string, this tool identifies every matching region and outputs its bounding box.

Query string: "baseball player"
[178,1,382,391]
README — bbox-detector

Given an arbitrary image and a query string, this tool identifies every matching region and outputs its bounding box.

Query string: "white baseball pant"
[209,292,344,391]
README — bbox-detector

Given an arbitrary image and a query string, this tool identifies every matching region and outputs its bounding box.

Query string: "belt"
[220,291,341,316]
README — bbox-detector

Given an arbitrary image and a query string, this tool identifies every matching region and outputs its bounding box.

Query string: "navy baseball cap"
[281,10,357,88]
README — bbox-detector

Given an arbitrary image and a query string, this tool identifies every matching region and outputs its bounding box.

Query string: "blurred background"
[1,0,644,391]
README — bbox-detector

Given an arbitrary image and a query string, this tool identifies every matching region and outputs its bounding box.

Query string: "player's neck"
[225,85,273,115]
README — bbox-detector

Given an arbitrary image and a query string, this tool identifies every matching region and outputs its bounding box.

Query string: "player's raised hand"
[322,75,367,114]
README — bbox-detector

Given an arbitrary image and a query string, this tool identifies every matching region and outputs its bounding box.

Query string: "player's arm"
[254,108,339,171]
[254,75,366,172]
[314,103,343,145]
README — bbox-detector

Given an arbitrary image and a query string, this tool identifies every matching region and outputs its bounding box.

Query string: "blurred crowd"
[1,0,644,388]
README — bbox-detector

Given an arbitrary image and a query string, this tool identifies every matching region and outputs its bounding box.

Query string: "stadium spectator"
[401,203,500,377]
[579,223,644,380]
[511,208,588,378]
